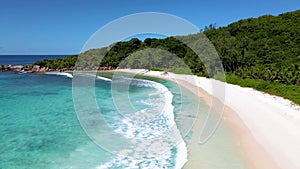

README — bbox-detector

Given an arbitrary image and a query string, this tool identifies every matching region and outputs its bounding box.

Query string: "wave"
[96,76,112,82]
[98,77,187,169]
[46,72,112,82]
[69,72,112,82]
[44,72,73,78]
[18,70,27,74]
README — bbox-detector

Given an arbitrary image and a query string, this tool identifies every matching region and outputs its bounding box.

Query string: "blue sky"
[0,0,299,55]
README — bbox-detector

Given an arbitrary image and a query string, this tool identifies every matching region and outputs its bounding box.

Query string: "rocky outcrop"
[0,64,48,73]
[0,64,117,73]
[0,65,24,72]
[26,65,49,73]
[11,65,24,71]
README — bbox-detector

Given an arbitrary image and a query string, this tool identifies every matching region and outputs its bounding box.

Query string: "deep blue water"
[0,55,69,66]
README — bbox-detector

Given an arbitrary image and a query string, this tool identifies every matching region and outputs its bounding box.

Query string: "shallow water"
[0,71,248,168]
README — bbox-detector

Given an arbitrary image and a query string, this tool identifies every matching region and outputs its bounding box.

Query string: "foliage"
[149,68,164,71]
[33,10,300,102]
[204,10,300,85]
[226,74,300,105]
[33,55,78,69]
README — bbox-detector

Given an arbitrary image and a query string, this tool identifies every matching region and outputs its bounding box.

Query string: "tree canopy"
[34,10,300,85]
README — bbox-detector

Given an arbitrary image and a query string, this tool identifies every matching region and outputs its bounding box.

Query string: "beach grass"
[225,73,300,105]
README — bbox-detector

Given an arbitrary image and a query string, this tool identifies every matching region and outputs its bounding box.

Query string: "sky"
[0,0,299,55]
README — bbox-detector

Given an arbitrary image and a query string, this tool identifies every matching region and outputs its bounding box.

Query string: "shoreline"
[116,69,300,169]
[163,74,280,169]
[7,68,299,168]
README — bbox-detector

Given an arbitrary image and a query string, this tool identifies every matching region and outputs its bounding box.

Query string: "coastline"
[7,68,299,168]
[116,69,300,169]
[163,75,280,169]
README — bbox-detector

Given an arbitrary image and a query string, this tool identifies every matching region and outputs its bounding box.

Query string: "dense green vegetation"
[225,74,300,105]
[34,55,78,69]
[204,10,300,85]
[34,10,300,104]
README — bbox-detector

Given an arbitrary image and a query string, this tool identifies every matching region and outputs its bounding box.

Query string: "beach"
[116,69,300,169]
[2,67,299,168]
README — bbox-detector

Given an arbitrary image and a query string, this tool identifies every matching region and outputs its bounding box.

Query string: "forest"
[34,10,300,104]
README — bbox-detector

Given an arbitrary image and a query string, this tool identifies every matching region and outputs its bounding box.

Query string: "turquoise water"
[0,72,110,168]
[0,71,248,168]
[0,71,193,168]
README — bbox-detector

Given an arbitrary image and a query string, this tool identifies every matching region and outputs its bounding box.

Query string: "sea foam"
[44,72,73,78]
[97,77,187,169]
[96,76,112,82]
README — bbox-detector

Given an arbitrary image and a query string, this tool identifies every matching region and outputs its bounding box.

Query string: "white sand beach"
[116,69,300,169]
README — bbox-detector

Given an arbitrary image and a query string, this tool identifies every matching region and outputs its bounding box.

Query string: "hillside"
[34,10,300,104]
[205,10,300,85]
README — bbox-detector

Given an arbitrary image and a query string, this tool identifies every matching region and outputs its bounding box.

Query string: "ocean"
[0,55,248,168]
[0,55,68,66]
